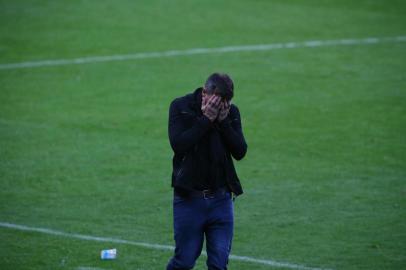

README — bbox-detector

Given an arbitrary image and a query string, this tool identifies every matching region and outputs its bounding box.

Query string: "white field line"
[0,36,405,70]
[76,267,107,270]
[0,221,333,270]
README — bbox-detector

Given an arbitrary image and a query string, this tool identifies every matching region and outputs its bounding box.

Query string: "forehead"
[204,91,220,95]
[203,92,222,99]
[203,89,221,96]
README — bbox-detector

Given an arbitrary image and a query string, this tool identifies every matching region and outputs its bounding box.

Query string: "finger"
[208,97,220,108]
[209,95,217,103]
[207,95,216,106]
[206,101,215,110]
[213,96,222,107]
[206,103,218,112]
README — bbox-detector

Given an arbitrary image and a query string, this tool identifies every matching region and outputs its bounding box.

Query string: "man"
[166,73,248,270]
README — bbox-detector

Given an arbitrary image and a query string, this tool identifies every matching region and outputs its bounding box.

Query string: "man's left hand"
[217,101,230,122]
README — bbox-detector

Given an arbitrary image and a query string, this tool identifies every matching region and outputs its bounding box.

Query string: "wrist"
[217,117,225,123]
[202,114,215,123]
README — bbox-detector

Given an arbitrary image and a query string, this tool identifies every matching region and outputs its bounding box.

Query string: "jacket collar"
[191,87,203,114]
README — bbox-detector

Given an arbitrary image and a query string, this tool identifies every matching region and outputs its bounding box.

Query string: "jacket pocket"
[175,156,186,180]
[179,110,197,127]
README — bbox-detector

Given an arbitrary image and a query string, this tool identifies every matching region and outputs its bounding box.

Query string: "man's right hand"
[202,95,222,122]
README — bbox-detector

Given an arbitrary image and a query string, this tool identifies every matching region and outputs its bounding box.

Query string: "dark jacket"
[168,88,247,196]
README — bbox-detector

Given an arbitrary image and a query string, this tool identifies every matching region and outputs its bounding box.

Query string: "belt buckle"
[202,189,215,199]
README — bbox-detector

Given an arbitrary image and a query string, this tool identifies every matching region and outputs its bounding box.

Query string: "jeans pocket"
[173,195,187,205]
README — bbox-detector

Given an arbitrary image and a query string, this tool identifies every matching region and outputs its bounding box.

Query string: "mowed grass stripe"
[0,222,333,270]
[0,36,405,70]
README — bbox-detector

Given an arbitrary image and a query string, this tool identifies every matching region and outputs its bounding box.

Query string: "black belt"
[175,187,230,199]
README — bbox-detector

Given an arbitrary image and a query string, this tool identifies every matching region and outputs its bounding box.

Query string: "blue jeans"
[166,191,234,270]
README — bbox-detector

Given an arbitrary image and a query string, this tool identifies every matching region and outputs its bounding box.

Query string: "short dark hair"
[204,73,234,101]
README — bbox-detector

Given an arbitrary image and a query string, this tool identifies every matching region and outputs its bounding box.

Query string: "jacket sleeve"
[217,105,248,160]
[168,99,212,154]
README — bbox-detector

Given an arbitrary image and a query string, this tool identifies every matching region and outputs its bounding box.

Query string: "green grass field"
[1,1,405,269]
